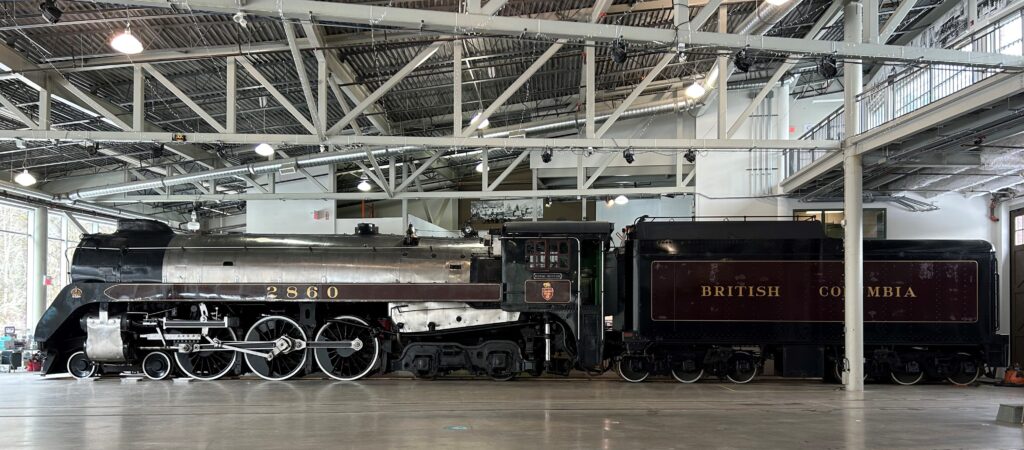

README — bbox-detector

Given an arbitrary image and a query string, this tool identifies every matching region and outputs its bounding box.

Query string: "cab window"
[526,239,570,272]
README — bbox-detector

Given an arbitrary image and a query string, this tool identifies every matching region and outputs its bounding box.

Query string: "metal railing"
[782,7,1024,180]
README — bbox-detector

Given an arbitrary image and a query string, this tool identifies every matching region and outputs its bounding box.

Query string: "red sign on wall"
[649,260,978,323]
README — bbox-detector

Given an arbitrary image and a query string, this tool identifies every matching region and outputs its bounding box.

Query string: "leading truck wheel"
[314,316,380,381]
[616,357,650,383]
[142,352,174,380]
[66,351,95,379]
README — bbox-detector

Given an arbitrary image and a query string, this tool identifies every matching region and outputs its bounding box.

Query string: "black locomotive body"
[33,217,1007,385]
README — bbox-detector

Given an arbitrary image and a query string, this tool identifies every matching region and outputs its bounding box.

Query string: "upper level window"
[1015,215,1024,246]
[526,239,571,272]
[794,209,887,240]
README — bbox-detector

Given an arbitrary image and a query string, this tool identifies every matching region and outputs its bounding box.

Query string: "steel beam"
[328,42,443,134]
[453,40,463,134]
[597,53,674,137]
[142,63,227,133]
[0,91,37,129]
[96,185,695,202]
[395,151,446,193]
[37,78,50,131]
[0,128,838,150]
[463,42,565,135]
[226,57,237,133]
[878,0,915,42]
[581,152,617,189]
[86,0,1024,68]
[687,0,722,31]
[487,150,529,191]
[132,65,145,131]
[284,22,321,136]
[235,56,318,134]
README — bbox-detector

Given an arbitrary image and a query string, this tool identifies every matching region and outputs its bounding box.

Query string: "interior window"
[526,239,571,272]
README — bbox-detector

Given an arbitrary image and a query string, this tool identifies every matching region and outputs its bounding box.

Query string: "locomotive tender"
[34,217,1007,385]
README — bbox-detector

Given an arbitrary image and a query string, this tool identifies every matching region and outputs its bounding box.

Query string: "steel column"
[717,5,728,139]
[843,0,865,392]
[133,65,145,131]
[226,57,237,133]
[28,206,46,333]
[453,40,463,134]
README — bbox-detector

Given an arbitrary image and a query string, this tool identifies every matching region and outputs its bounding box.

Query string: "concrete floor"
[0,373,1020,449]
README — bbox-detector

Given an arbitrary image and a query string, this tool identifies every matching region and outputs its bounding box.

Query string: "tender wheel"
[833,358,868,383]
[890,360,925,385]
[66,351,95,379]
[616,357,650,383]
[174,327,238,381]
[314,316,380,381]
[142,352,174,380]
[946,353,981,386]
[245,316,308,381]
[670,359,703,383]
[725,351,758,384]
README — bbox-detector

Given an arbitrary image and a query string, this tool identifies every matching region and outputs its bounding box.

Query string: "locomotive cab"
[500,222,613,371]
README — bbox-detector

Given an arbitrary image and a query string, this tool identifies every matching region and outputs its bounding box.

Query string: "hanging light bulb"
[254,143,274,156]
[475,161,485,173]
[471,111,490,129]
[110,24,144,55]
[357,179,372,192]
[606,197,615,207]
[685,82,706,99]
[14,170,36,187]
[614,195,629,205]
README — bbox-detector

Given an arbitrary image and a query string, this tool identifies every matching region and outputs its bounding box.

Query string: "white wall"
[246,166,336,234]
[596,196,694,245]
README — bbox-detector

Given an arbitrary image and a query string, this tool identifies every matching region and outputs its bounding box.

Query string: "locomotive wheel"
[245,316,308,381]
[725,351,758,384]
[142,352,174,381]
[616,357,650,383]
[314,316,380,381]
[66,351,95,379]
[832,359,868,383]
[670,362,703,384]
[174,327,238,381]
[946,353,982,386]
[890,360,925,385]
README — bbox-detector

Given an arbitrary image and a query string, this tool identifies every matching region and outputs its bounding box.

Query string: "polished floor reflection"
[0,373,1020,449]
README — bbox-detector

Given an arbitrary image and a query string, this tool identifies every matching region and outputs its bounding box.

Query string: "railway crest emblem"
[541,282,554,301]
[70,287,83,299]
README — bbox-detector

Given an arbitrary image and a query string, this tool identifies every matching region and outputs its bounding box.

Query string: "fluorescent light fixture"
[684,82,706,99]
[357,179,372,192]
[614,195,629,205]
[110,26,144,55]
[14,170,36,187]
[254,143,274,156]
[471,111,490,129]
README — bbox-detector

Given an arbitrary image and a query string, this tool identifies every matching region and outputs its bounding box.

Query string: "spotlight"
[541,148,553,163]
[611,40,628,65]
[110,24,144,55]
[14,170,36,187]
[151,143,164,159]
[614,195,629,205]
[545,198,553,207]
[734,49,753,73]
[254,143,274,156]
[606,197,615,207]
[684,149,696,164]
[622,148,635,164]
[817,54,838,79]
[475,161,485,173]
[40,0,62,25]
[684,82,706,99]
[88,142,99,156]
[357,179,372,192]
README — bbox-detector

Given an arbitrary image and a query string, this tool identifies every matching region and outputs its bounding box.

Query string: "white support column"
[28,206,46,333]
[863,0,879,44]
[37,77,51,131]
[585,45,596,138]
[717,5,728,139]
[318,59,328,134]
[843,0,865,392]
[226,57,237,133]
[481,149,489,190]
[532,166,539,222]
[453,40,463,134]
[777,80,790,140]
[133,65,145,132]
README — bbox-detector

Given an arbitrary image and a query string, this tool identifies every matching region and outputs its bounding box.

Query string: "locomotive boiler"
[34,217,1008,385]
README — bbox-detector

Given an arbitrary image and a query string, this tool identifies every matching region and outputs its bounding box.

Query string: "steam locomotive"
[34,217,1007,385]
